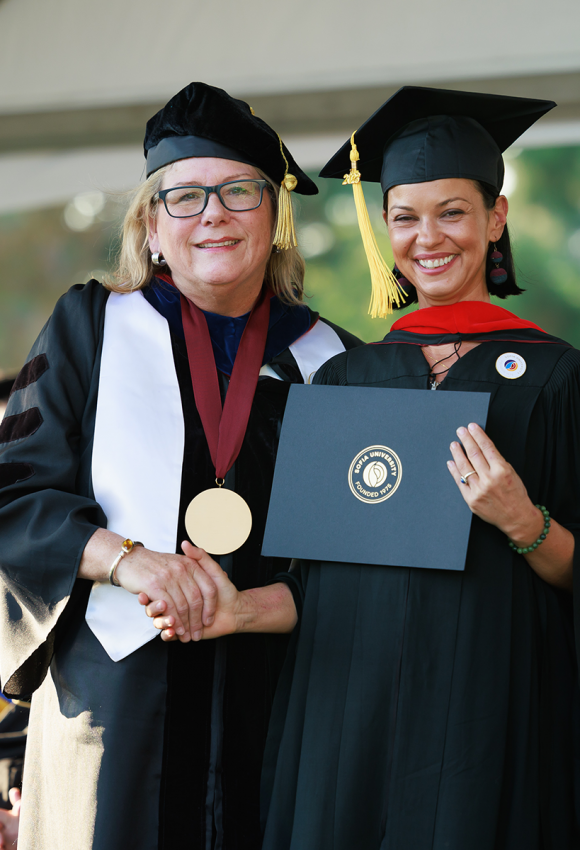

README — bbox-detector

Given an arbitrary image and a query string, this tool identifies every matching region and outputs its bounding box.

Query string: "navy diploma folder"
[263,385,490,570]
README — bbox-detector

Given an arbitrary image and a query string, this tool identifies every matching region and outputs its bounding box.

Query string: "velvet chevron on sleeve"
[0,281,108,697]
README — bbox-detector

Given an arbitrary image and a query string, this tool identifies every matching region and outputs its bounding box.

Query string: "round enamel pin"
[495,352,527,379]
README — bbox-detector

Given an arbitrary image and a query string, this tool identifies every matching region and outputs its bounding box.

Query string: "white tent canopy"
[2,0,580,115]
[1,0,579,212]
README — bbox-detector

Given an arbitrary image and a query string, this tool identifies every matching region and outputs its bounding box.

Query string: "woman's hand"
[447,422,538,537]
[79,529,218,643]
[0,787,21,849]
[145,541,298,640]
[447,422,574,590]
[143,542,241,641]
[117,545,221,642]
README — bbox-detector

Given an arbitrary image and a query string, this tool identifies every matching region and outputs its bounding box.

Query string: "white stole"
[86,291,184,661]
[289,319,345,384]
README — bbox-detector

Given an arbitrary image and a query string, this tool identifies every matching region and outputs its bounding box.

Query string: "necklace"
[425,341,462,390]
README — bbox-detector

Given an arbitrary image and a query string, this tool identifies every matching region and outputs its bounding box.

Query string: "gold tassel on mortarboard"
[343,133,406,318]
[273,136,298,250]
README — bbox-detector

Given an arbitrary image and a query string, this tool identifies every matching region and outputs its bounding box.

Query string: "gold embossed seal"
[348,445,403,504]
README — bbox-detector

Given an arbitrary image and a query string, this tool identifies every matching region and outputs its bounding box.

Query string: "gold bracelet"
[108,539,144,587]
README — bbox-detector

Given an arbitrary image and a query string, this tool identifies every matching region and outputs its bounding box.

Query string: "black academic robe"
[262,332,580,850]
[0,281,360,850]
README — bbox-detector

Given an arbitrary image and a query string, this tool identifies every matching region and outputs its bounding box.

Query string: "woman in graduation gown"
[151,87,580,848]
[0,82,360,850]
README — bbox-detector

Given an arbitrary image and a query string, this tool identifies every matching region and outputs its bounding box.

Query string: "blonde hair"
[105,164,306,306]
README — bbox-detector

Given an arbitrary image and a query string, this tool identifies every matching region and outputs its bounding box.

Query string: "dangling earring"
[152,251,167,266]
[393,265,411,290]
[489,244,507,285]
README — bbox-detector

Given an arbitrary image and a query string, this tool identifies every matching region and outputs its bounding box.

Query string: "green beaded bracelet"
[508,505,551,554]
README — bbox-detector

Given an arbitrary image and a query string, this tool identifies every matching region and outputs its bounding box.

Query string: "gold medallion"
[185,488,252,555]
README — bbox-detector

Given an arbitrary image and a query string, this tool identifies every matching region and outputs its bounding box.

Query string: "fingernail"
[176,627,184,636]
[457,427,467,436]
[468,422,477,432]
[450,441,458,450]
[193,631,202,641]
[447,460,453,469]
[206,616,214,625]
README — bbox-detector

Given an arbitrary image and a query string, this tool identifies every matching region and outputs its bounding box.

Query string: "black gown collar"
[377,327,571,348]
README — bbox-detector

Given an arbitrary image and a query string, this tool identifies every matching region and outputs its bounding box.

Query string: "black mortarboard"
[319,86,556,317]
[320,86,555,194]
[144,82,317,249]
[145,82,317,192]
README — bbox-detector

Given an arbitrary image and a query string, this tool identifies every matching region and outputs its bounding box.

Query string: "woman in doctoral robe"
[149,87,580,849]
[0,82,360,850]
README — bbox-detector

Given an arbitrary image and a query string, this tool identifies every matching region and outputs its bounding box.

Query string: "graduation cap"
[320,86,556,317]
[145,82,318,250]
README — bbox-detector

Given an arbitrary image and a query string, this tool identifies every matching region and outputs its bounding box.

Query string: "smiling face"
[148,157,275,315]
[384,178,508,308]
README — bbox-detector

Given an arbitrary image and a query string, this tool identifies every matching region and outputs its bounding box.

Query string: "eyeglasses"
[157,179,270,218]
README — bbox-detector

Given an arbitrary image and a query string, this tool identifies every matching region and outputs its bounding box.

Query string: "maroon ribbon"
[180,287,271,481]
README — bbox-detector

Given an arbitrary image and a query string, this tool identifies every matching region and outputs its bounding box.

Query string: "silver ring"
[460,471,477,485]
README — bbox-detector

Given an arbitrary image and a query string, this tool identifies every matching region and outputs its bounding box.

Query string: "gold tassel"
[273,136,298,250]
[343,133,406,318]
